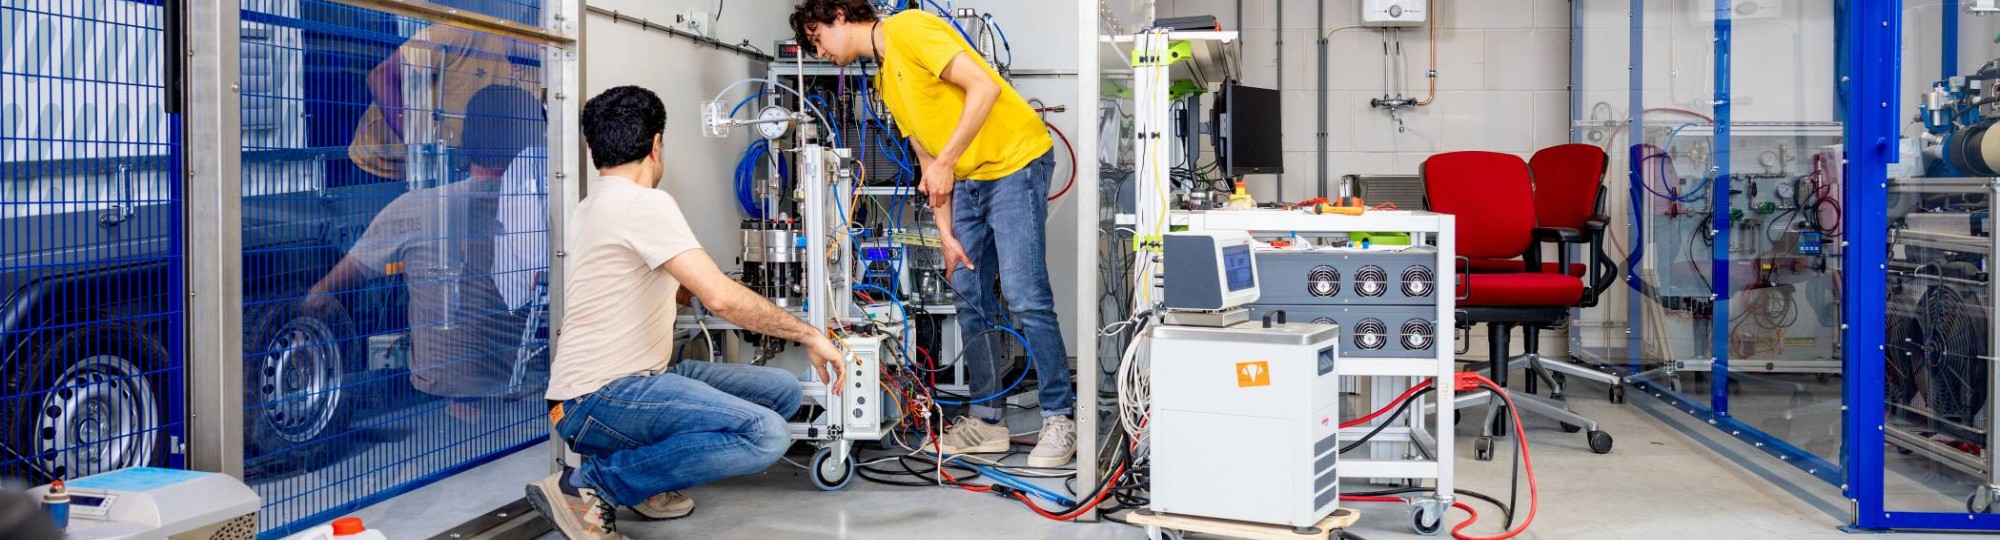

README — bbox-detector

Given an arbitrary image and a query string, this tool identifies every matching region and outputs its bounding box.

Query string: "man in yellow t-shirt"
[792,1,1073,468]
[349,24,539,184]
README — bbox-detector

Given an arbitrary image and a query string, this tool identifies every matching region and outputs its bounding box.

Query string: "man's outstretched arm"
[666,248,845,392]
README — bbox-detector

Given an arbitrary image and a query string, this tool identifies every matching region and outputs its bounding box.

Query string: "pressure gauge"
[1773,181,1797,200]
[756,105,793,140]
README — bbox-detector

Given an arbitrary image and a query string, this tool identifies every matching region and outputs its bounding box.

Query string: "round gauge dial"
[1773,181,1796,200]
[757,106,793,140]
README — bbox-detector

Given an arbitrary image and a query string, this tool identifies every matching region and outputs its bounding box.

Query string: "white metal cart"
[1177,209,1458,534]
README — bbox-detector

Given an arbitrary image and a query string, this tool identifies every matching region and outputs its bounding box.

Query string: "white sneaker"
[524,471,627,540]
[1027,416,1077,468]
[630,491,694,520]
[922,416,1012,454]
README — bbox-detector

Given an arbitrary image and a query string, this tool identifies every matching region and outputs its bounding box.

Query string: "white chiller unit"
[1146,318,1343,531]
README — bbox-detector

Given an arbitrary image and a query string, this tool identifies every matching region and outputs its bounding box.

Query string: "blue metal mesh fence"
[0,0,188,487]
[236,1,552,535]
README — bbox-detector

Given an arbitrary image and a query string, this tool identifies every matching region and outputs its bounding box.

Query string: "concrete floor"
[348,384,1992,539]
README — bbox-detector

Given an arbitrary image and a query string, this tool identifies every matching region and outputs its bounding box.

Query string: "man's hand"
[920,159,956,208]
[806,336,846,395]
[940,236,975,281]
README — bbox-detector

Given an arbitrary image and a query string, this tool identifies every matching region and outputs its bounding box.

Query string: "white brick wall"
[1163,0,1574,201]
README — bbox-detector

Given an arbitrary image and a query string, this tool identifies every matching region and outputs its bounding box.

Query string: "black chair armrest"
[1583,216,1610,231]
[1533,227,1584,243]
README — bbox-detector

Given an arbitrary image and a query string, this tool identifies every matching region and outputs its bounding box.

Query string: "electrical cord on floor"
[1337,375,1538,540]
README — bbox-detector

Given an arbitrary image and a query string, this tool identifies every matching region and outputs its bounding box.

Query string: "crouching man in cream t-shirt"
[524,86,845,540]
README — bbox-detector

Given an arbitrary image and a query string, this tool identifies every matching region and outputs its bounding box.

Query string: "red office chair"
[1422,151,1614,460]
[1468,144,1627,402]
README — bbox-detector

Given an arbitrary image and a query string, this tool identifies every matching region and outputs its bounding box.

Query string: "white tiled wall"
[1163,0,1575,201]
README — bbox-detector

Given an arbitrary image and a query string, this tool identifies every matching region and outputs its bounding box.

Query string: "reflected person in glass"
[306,84,549,422]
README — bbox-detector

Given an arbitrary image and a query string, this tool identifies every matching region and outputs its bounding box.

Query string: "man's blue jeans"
[552,361,800,506]
[948,151,1073,421]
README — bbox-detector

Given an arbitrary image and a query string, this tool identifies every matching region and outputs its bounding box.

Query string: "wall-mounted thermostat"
[1361,0,1427,27]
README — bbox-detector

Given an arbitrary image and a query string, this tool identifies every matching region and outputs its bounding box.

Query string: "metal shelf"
[1889,177,1998,194]
[1103,31,1241,88]
[1890,228,1993,254]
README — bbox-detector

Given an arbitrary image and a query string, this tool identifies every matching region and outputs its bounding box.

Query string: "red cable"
[1012,462,1128,521]
[1340,380,1433,429]
[1334,376,1538,540]
[1045,122,1078,201]
[1452,376,1537,540]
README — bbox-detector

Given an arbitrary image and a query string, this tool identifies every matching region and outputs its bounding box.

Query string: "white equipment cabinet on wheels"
[1177,209,1459,535]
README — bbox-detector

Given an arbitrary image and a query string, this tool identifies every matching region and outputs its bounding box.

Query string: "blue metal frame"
[1834,0,2000,532]
[1708,0,1734,416]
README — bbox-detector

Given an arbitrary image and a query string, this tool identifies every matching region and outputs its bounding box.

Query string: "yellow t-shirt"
[875,11,1051,180]
[349,26,539,180]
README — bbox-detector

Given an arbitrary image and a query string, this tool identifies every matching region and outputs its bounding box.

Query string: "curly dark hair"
[788,0,879,55]
[580,86,666,170]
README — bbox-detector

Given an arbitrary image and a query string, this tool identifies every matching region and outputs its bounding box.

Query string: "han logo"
[1236,361,1270,387]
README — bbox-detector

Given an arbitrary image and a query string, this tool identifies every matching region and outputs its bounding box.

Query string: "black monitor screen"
[1214,81,1284,176]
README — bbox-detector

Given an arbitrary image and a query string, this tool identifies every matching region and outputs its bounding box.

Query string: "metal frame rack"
[1882,176,2000,513]
[1175,210,1458,522]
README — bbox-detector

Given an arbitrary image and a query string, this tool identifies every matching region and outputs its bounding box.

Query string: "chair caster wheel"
[1587,430,1614,454]
[1609,385,1627,404]
[1474,436,1495,461]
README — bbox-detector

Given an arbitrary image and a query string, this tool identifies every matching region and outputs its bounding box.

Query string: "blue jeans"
[948,151,1073,421]
[552,361,801,506]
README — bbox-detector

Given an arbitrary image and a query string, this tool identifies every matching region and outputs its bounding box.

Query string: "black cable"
[1481,382,1524,532]
[1340,387,1435,454]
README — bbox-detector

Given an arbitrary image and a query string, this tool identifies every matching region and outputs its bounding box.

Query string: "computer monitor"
[1162,231,1261,311]
[1212,80,1284,177]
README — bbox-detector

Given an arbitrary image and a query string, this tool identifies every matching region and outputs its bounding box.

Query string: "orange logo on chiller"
[1237,361,1270,387]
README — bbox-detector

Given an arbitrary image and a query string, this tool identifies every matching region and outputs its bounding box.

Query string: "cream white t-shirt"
[546,175,702,401]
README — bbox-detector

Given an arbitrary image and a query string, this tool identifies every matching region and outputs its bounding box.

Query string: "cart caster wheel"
[1145,526,1184,540]
[809,447,855,491]
[1474,436,1495,461]
[1609,385,1627,404]
[1587,430,1614,454]
[1969,489,2000,514]
[1667,377,1683,394]
[1561,422,1582,433]
[1411,503,1444,536]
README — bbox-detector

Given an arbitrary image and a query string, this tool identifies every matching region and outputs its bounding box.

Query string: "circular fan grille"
[1401,319,1435,350]
[1402,265,1435,297]
[1355,265,1388,297]
[1307,266,1341,297]
[1353,318,1388,350]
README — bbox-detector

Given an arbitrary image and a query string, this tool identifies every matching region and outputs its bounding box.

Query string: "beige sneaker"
[525,471,627,540]
[1027,416,1077,468]
[630,491,694,520]
[921,416,1012,455]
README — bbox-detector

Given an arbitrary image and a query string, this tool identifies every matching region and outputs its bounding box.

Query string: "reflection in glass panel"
[1580,0,1846,474]
[238,0,551,534]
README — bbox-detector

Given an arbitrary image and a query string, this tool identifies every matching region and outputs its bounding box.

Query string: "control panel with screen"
[1163,231,1262,310]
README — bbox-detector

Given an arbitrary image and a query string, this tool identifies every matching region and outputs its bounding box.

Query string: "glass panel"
[1571,0,1637,377]
[0,0,186,484]
[237,1,553,534]
[1586,0,1845,478]
[1880,0,2000,517]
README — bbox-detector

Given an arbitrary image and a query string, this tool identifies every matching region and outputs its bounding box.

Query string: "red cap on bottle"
[331,517,366,536]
